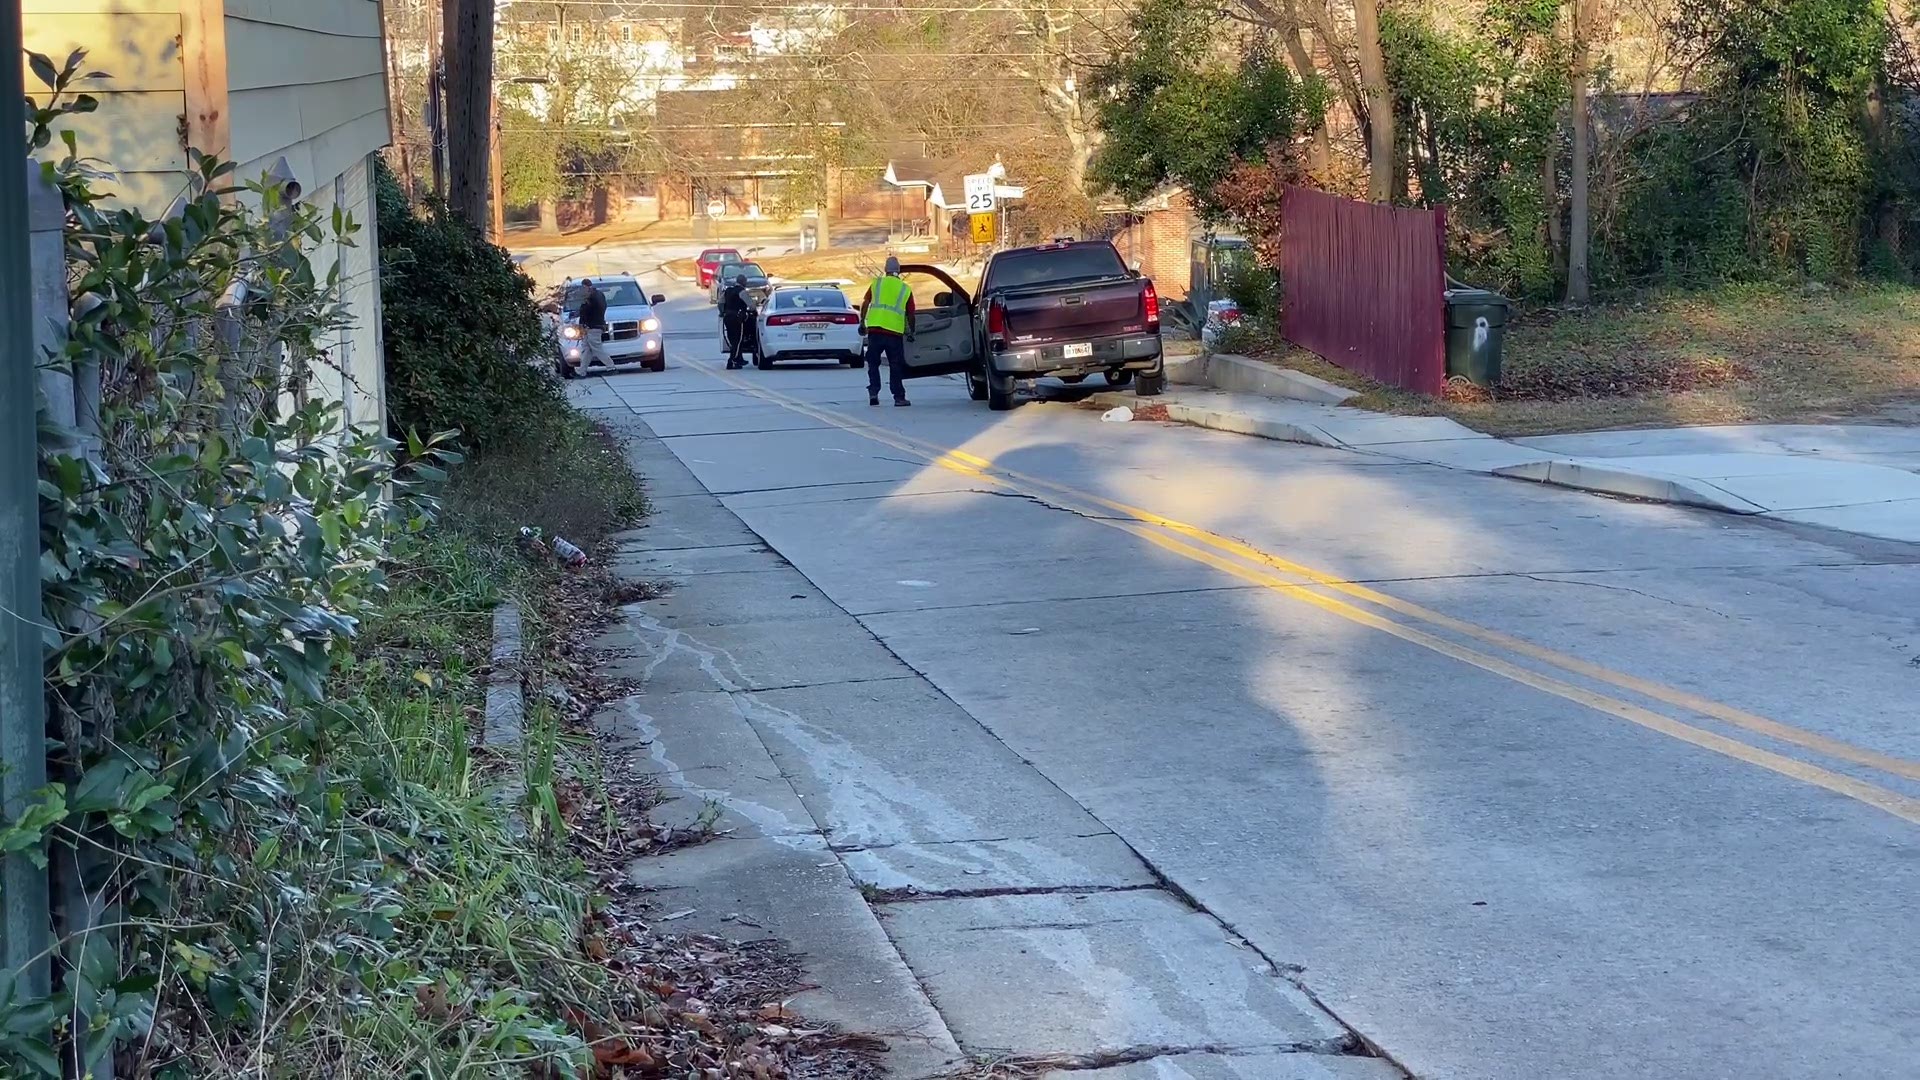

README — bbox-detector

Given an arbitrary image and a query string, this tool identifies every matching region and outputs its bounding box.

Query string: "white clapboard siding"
[22,2,189,214]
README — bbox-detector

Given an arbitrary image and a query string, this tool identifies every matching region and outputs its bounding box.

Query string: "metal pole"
[1,0,54,1001]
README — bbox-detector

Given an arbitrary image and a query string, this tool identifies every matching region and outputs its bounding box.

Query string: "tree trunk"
[442,0,495,227]
[539,197,560,233]
[1277,0,1331,177]
[383,29,416,200]
[426,29,445,200]
[1868,72,1903,264]
[1543,135,1563,273]
[1567,0,1595,304]
[1299,0,1370,151]
[1352,0,1395,202]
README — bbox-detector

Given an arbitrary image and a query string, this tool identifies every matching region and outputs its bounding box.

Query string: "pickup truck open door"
[897,265,979,379]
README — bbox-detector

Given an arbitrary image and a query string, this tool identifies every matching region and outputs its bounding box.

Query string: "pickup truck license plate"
[804,333,825,342]
[1064,342,1093,359]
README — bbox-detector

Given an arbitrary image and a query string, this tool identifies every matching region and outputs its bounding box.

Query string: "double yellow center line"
[689,360,1920,826]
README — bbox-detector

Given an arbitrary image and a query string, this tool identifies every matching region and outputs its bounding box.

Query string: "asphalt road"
[571,276,1920,1080]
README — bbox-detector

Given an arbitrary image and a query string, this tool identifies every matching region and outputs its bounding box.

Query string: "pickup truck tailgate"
[1003,280,1147,346]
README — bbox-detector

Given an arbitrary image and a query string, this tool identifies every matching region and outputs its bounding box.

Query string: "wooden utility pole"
[442,0,495,225]
[1566,0,1597,303]
[490,90,506,242]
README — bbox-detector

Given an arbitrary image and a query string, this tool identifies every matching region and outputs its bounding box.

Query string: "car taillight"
[766,314,803,326]
[827,312,859,325]
[1143,281,1160,331]
[987,300,1006,336]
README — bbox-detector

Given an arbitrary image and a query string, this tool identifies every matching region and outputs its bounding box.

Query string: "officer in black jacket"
[576,279,609,373]
[720,276,752,369]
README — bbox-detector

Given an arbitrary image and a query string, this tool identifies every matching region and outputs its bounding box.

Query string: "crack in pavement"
[960,1036,1373,1075]
[865,883,1165,904]
[1521,573,1738,619]
[830,830,1120,854]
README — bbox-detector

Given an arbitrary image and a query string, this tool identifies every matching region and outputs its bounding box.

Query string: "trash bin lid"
[1444,287,1510,327]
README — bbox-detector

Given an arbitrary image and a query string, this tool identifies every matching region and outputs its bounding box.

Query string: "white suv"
[552,275,667,376]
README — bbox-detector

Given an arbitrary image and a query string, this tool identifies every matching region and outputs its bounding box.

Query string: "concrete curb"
[1201,353,1360,404]
[1089,391,1346,450]
[485,601,526,750]
[485,601,529,835]
[1492,459,1768,515]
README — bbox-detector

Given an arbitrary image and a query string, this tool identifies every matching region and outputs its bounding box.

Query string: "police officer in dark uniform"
[720,275,752,369]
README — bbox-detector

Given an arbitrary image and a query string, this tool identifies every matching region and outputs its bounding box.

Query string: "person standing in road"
[720,274,752,369]
[860,256,916,406]
[577,278,610,372]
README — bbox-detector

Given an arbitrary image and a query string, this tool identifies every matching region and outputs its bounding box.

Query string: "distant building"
[1096,189,1200,301]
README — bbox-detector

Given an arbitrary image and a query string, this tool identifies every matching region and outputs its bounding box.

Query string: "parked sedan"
[695,247,742,290]
[710,261,771,306]
[753,286,864,368]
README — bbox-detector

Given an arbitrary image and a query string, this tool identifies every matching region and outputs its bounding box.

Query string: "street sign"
[964,173,996,214]
[969,212,998,244]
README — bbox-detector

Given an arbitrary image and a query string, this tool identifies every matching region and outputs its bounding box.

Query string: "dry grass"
[1240,284,1920,436]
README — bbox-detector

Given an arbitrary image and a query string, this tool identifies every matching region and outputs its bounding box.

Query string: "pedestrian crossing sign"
[970,212,998,244]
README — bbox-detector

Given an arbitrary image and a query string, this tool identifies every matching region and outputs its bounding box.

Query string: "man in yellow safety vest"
[859,256,917,407]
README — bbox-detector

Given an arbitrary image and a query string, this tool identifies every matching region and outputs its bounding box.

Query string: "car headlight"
[561,324,583,340]
[641,318,660,333]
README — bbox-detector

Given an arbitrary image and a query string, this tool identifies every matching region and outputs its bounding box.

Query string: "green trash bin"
[1443,288,1510,387]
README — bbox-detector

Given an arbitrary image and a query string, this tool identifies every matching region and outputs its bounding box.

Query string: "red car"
[695,248,743,289]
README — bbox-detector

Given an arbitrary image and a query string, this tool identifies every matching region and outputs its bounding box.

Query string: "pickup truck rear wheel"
[1102,369,1133,387]
[985,366,1015,411]
[1135,370,1166,397]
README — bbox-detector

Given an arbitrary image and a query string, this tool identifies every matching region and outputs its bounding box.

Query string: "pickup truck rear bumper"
[992,332,1162,377]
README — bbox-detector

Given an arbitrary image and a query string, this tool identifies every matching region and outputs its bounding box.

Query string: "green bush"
[376,160,563,451]
[1221,260,1282,327]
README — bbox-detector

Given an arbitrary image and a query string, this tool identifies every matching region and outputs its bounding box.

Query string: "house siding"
[223,0,390,189]
[24,0,392,436]
[220,0,390,434]
[21,0,188,213]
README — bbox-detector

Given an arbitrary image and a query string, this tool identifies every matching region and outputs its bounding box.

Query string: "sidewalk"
[1093,357,1920,545]
[586,410,1404,1080]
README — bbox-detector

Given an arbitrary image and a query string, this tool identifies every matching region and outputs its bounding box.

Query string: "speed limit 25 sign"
[964,174,996,214]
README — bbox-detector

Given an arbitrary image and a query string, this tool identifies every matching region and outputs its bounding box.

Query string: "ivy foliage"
[1381,0,1569,296]
[1088,0,1328,217]
[1085,0,1920,298]
[5,49,618,1077]
[1601,0,1892,285]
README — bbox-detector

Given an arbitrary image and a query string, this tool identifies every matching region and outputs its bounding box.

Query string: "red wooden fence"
[1279,186,1447,396]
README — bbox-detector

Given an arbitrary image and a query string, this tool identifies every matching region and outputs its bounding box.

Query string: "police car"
[752,283,865,369]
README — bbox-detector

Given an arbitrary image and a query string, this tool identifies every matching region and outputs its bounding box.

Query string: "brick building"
[1101,187,1202,300]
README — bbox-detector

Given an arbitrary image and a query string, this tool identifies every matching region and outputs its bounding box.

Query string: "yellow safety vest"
[865,275,911,335]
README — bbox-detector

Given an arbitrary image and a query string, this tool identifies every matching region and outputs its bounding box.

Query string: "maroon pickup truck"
[968,240,1165,410]
[863,241,1166,409]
